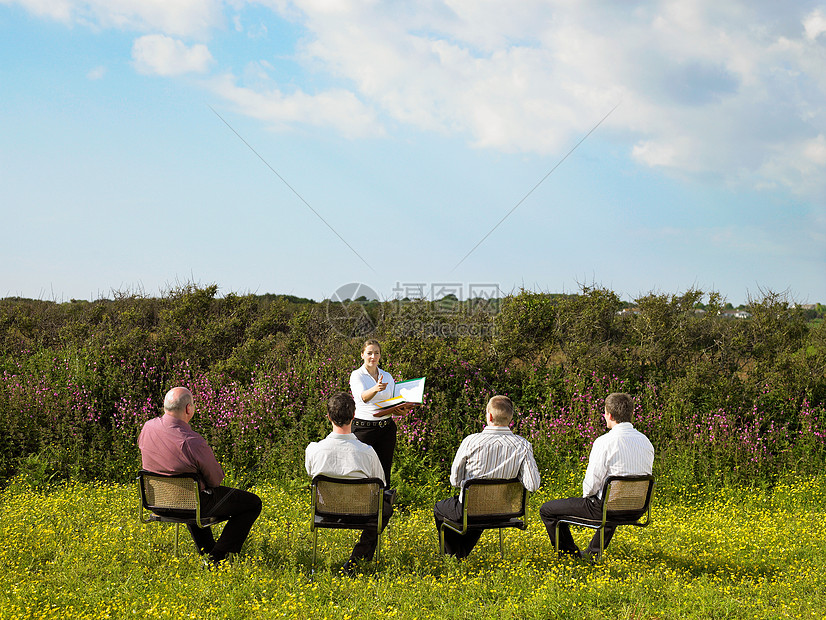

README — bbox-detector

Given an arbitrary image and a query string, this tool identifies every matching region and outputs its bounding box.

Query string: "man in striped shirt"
[434,395,541,558]
[539,392,654,559]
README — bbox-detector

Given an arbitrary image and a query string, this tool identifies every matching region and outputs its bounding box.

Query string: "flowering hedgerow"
[2,348,825,485]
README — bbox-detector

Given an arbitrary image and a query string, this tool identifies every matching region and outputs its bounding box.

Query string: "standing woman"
[349,339,402,484]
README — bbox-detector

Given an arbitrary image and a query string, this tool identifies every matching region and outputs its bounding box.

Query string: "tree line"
[1,284,824,489]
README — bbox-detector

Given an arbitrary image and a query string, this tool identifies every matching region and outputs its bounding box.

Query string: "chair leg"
[312,529,318,568]
[439,526,446,555]
[375,527,381,564]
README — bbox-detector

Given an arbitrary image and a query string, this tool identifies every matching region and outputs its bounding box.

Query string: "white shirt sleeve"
[449,437,470,488]
[519,442,542,492]
[305,442,319,478]
[349,368,368,403]
[366,447,386,485]
[581,436,608,497]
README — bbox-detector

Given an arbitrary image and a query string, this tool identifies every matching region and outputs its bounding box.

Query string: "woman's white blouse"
[349,364,395,421]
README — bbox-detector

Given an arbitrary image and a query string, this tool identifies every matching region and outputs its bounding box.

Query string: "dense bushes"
[1,284,824,489]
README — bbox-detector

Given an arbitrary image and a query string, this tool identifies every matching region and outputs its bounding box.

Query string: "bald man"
[139,387,262,565]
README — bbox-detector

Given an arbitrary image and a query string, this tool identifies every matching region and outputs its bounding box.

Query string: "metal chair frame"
[439,478,528,558]
[137,470,228,557]
[310,475,385,567]
[554,474,655,562]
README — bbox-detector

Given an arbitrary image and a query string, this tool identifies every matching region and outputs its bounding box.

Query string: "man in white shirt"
[539,392,655,559]
[434,395,541,558]
[305,392,392,574]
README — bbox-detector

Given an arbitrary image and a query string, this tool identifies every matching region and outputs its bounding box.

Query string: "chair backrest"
[139,470,200,512]
[463,478,526,519]
[603,475,654,519]
[312,475,384,518]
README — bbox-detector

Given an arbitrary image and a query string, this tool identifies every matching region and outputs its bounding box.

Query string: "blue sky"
[2,1,825,305]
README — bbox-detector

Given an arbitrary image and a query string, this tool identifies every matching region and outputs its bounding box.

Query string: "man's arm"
[519,442,541,492]
[581,437,607,497]
[305,442,317,478]
[184,436,224,488]
[449,437,470,488]
[366,448,386,486]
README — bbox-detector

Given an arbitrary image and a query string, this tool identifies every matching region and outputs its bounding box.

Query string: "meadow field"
[1,286,825,618]
[1,472,824,619]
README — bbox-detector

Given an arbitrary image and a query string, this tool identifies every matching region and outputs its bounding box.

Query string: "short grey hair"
[163,387,193,413]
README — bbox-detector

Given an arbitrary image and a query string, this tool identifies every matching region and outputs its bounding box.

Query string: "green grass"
[1,475,825,619]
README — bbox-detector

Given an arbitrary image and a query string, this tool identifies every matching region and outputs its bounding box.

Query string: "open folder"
[374,377,426,413]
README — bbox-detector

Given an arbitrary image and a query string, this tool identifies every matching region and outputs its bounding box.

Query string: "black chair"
[554,474,655,562]
[439,478,528,558]
[137,470,229,557]
[310,475,386,567]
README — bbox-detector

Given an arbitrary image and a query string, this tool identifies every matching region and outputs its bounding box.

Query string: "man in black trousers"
[539,392,654,559]
[139,387,262,565]
[434,395,541,558]
[305,392,394,575]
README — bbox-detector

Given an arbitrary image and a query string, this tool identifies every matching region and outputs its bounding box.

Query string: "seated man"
[539,392,654,559]
[305,392,393,575]
[138,387,262,565]
[434,395,541,559]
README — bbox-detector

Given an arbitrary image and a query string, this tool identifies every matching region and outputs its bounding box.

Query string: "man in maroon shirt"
[139,387,262,564]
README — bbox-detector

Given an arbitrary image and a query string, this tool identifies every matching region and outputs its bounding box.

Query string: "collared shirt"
[582,422,654,498]
[450,426,541,498]
[350,364,396,421]
[138,414,224,490]
[305,432,386,485]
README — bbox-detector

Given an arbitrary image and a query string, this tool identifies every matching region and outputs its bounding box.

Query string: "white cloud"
[804,134,826,165]
[754,134,826,198]
[231,11,268,38]
[632,140,679,169]
[1,0,74,21]
[8,0,826,200]
[208,73,382,138]
[5,0,223,37]
[132,34,214,76]
[804,9,826,40]
[260,0,825,200]
[86,65,106,80]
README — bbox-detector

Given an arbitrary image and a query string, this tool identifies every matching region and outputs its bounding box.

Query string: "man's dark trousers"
[350,492,394,562]
[433,496,484,559]
[539,495,614,556]
[187,486,262,560]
